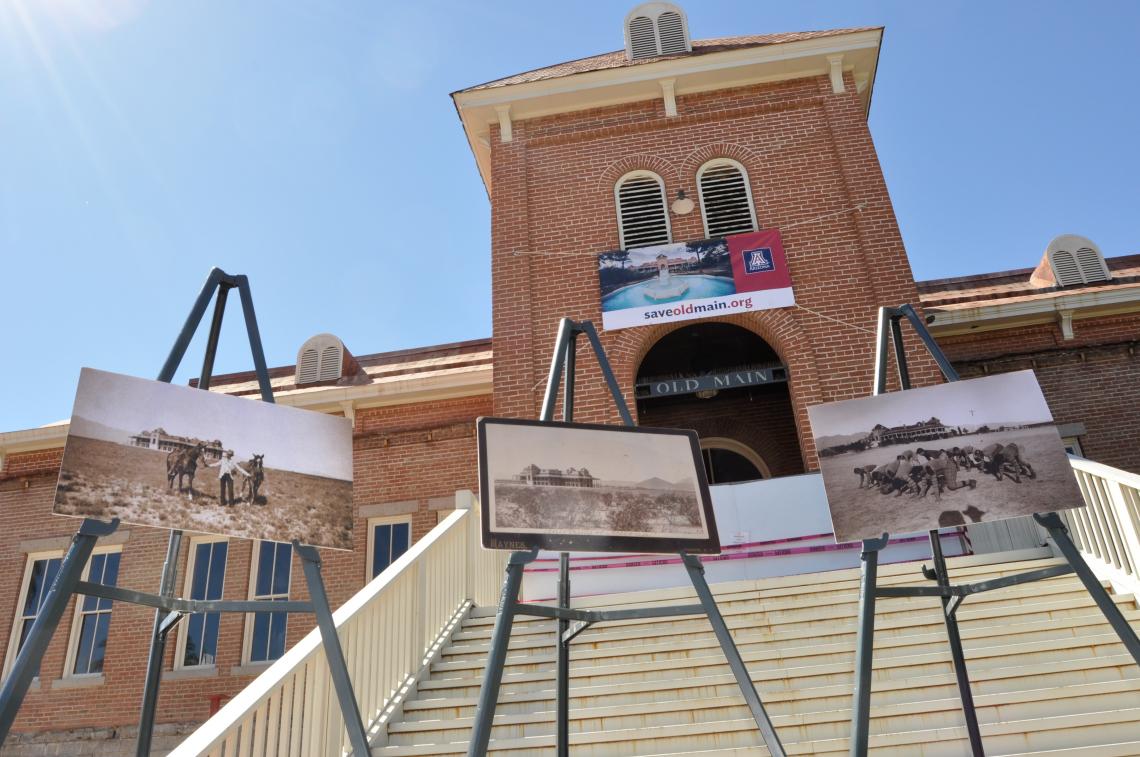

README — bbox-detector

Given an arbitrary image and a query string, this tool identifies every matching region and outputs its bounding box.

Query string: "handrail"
[1064,455,1140,599]
[170,492,506,756]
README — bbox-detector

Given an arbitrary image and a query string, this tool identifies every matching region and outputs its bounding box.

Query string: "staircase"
[374,557,1140,756]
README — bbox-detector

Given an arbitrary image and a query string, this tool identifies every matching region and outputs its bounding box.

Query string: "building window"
[615,171,671,249]
[246,541,292,664]
[1062,436,1084,457]
[66,551,121,677]
[697,159,758,238]
[699,438,770,485]
[368,518,411,579]
[178,539,228,668]
[4,554,63,679]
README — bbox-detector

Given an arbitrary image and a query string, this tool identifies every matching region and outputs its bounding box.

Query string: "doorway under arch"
[635,322,804,483]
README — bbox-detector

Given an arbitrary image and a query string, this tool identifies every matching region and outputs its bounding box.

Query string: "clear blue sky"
[2,1,1137,431]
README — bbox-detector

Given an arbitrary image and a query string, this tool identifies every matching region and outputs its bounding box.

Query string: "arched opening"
[635,322,804,483]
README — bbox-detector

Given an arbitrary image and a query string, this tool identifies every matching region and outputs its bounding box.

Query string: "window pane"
[268,611,288,660]
[207,543,228,599]
[191,544,212,599]
[184,613,205,666]
[372,525,392,578]
[255,542,275,596]
[250,612,271,662]
[271,544,291,595]
[392,524,410,558]
[201,612,220,665]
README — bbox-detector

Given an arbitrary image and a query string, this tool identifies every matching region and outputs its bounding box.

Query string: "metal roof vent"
[1036,234,1112,288]
[624,3,691,61]
[296,333,345,386]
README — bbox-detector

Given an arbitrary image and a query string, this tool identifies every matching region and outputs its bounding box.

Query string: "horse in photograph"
[167,442,208,498]
[242,454,265,504]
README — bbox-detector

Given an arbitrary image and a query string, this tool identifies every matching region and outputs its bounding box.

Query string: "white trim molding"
[925,285,1140,337]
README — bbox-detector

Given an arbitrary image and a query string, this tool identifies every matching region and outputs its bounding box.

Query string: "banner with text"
[597,230,795,330]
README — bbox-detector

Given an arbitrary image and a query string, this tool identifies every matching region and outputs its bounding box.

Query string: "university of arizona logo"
[743,247,775,274]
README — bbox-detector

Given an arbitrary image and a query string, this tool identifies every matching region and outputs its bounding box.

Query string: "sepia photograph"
[807,370,1085,544]
[477,417,718,554]
[54,368,354,549]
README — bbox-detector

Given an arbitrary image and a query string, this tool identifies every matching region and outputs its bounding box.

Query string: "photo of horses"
[478,417,718,554]
[53,368,354,549]
[807,370,1085,544]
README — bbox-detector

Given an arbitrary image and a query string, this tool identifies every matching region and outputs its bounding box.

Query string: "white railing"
[1065,456,1140,598]
[170,491,507,757]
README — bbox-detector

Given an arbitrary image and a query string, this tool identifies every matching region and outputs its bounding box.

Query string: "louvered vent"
[698,161,757,238]
[657,11,686,54]
[1051,250,1081,286]
[624,3,690,61]
[296,333,345,386]
[628,16,657,59]
[1075,247,1110,283]
[617,173,671,249]
[297,348,321,385]
[1045,235,1111,287]
[319,345,342,381]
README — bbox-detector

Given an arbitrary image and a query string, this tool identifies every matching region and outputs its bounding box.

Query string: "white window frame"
[62,545,123,680]
[174,536,229,670]
[3,550,64,681]
[366,515,413,581]
[1062,436,1084,457]
[242,541,293,665]
[615,170,672,249]
[696,158,758,239]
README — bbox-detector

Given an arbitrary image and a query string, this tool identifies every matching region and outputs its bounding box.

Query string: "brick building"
[0,5,1137,754]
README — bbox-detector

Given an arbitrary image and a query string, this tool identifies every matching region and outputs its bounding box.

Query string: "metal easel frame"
[847,303,1140,756]
[0,268,370,757]
[466,318,785,757]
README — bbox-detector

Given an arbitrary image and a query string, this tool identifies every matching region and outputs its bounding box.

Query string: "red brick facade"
[489,73,941,469]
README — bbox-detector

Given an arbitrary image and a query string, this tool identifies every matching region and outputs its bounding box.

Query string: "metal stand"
[467,318,785,757]
[847,304,1140,756]
[0,268,370,757]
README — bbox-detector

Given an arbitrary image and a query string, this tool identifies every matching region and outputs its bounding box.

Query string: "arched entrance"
[635,322,804,483]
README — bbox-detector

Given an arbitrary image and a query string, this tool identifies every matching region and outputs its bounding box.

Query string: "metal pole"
[898,304,960,382]
[135,530,183,757]
[296,544,370,756]
[681,553,785,757]
[468,550,535,757]
[0,518,119,743]
[888,315,911,391]
[872,307,893,395]
[850,535,887,757]
[157,268,225,383]
[235,276,276,403]
[197,284,231,391]
[929,531,984,756]
[540,318,574,422]
[1035,512,1140,666]
[579,322,634,426]
[555,332,577,757]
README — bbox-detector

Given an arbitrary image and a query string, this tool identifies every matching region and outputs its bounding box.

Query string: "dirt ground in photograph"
[54,436,353,549]
[493,482,703,536]
[818,427,1084,543]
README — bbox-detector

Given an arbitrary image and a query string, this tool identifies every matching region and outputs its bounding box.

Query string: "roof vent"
[1031,234,1112,288]
[296,333,347,386]
[624,3,691,61]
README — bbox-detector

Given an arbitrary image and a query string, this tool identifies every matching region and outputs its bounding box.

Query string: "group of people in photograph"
[853,441,1037,499]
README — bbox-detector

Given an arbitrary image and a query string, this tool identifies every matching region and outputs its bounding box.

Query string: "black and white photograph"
[477,417,718,554]
[54,368,354,549]
[807,370,1085,543]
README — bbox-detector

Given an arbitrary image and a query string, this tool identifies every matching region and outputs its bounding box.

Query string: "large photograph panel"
[478,418,718,554]
[807,371,1085,543]
[54,368,354,550]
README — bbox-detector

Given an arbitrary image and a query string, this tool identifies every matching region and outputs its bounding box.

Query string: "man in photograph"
[207,449,250,506]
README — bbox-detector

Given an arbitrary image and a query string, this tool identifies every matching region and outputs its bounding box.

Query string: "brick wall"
[0,392,490,747]
[489,73,942,471]
[937,313,1140,472]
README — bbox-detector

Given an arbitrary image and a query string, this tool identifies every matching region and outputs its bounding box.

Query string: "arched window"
[296,333,344,385]
[697,159,758,238]
[624,3,691,60]
[700,438,770,484]
[615,171,671,249]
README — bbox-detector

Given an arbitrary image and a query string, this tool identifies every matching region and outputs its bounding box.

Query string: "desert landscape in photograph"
[56,435,354,549]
